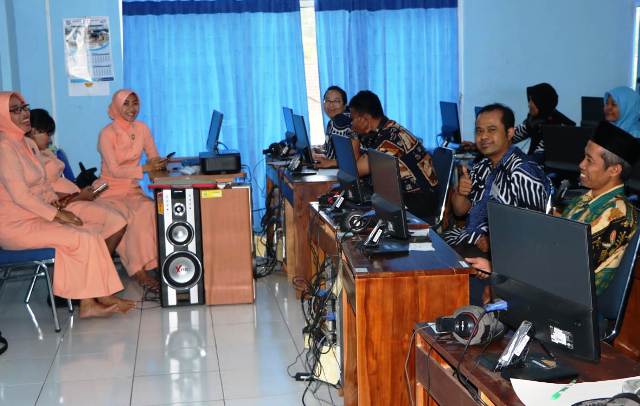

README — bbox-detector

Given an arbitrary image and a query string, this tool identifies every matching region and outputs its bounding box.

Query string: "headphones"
[263,141,290,158]
[436,305,505,346]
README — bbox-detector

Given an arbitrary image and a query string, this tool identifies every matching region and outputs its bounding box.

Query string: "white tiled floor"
[0,271,342,406]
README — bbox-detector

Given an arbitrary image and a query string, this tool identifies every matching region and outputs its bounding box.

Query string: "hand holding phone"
[55,192,79,208]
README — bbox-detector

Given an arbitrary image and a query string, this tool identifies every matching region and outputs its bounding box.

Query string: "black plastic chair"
[598,214,640,342]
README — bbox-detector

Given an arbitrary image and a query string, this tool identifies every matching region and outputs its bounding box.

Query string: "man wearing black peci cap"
[561,120,639,295]
[467,120,638,298]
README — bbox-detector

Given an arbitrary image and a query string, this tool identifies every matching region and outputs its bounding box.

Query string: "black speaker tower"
[156,187,205,307]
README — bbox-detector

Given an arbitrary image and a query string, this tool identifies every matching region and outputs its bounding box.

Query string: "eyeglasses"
[323,99,343,105]
[9,104,30,114]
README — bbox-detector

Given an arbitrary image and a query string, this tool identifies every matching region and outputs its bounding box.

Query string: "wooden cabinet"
[199,185,254,305]
[416,327,640,406]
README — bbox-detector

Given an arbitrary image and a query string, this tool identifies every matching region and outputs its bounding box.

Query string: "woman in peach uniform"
[94,89,165,291]
[0,91,132,317]
[27,108,127,256]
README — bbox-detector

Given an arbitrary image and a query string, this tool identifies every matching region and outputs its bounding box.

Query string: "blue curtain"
[122,0,308,210]
[315,0,458,149]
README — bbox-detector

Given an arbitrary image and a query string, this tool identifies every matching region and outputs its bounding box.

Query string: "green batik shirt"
[562,185,638,295]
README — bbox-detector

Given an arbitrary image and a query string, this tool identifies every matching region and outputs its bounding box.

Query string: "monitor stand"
[362,219,409,255]
[476,352,578,382]
[476,323,578,381]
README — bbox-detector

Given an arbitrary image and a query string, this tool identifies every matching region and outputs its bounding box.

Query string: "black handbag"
[74,162,98,189]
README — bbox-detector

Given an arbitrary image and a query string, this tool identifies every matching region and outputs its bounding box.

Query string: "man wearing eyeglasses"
[351,90,438,221]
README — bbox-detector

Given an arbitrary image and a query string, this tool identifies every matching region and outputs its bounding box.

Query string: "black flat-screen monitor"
[206,110,224,153]
[368,149,409,241]
[581,96,604,127]
[334,134,367,205]
[439,101,461,144]
[488,201,600,361]
[282,107,296,146]
[292,114,314,165]
[543,125,594,173]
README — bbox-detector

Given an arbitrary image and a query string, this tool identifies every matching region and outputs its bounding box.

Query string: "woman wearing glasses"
[94,89,164,292]
[314,85,355,168]
[0,91,133,317]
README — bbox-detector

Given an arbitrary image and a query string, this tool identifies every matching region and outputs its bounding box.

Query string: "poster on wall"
[63,16,114,96]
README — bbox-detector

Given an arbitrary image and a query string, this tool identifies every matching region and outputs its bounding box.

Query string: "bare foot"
[97,296,137,313]
[132,270,160,292]
[78,299,119,318]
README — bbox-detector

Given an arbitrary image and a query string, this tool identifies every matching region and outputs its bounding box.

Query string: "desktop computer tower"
[156,187,205,307]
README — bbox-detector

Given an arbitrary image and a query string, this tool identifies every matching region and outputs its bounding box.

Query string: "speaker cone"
[167,222,194,246]
[162,251,202,289]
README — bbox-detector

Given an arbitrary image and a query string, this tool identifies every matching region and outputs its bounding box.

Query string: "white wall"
[1,0,123,172]
[459,0,637,138]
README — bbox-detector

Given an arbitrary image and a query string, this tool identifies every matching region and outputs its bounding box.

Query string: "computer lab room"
[1,0,640,405]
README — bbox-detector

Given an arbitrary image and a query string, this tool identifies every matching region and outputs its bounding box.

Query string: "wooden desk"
[151,160,245,184]
[153,173,254,305]
[415,327,640,406]
[308,202,340,278]
[339,234,471,406]
[281,169,336,287]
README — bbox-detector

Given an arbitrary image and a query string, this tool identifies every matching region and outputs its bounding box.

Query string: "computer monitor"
[543,125,593,173]
[581,96,604,127]
[364,150,409,253]
[206,110,224,153]
[282,107,296,146]
[334,134,367,205]
[439,101,461,144]
[488,201,599,362]
[292,114,314,165]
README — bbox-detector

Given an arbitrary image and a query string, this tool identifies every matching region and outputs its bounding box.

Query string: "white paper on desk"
[409,242,434,251]
[511,376,637,406]
[410,228,430,237]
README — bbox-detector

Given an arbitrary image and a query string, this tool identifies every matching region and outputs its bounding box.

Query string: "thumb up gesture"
[457,165,472,197]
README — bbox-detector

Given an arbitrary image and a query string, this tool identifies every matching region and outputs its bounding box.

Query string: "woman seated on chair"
[93,89,165,292]
[0,91,134,317]
[27,108,128,257]
[512,82,575,163]
[313,86,357,169]
[604,86,640,138]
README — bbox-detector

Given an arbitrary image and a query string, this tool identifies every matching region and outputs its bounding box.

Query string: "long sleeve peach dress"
[94,89,159,275]
[0,92,123,299]
[38,148,126,239]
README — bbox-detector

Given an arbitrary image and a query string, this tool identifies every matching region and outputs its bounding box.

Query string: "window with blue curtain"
[315,0,458,149]
[122,0,309,209]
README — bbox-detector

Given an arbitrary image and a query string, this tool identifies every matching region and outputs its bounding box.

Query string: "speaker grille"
[162,251,203,289]
[167,222,194,246]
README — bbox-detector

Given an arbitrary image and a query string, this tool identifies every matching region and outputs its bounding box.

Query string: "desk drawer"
[416,344,478,406]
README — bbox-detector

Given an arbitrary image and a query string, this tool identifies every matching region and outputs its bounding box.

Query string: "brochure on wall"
[63,16,114,96]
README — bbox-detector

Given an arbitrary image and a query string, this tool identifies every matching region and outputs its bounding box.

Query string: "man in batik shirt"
[444,103,552,251]
[350,90,438,221]
[467,120,639,297]
[562,120,638,295]
[444,103,551,305]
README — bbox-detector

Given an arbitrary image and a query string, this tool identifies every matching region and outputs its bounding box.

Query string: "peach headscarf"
[108,88,139,130]
[0,91,29,142]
